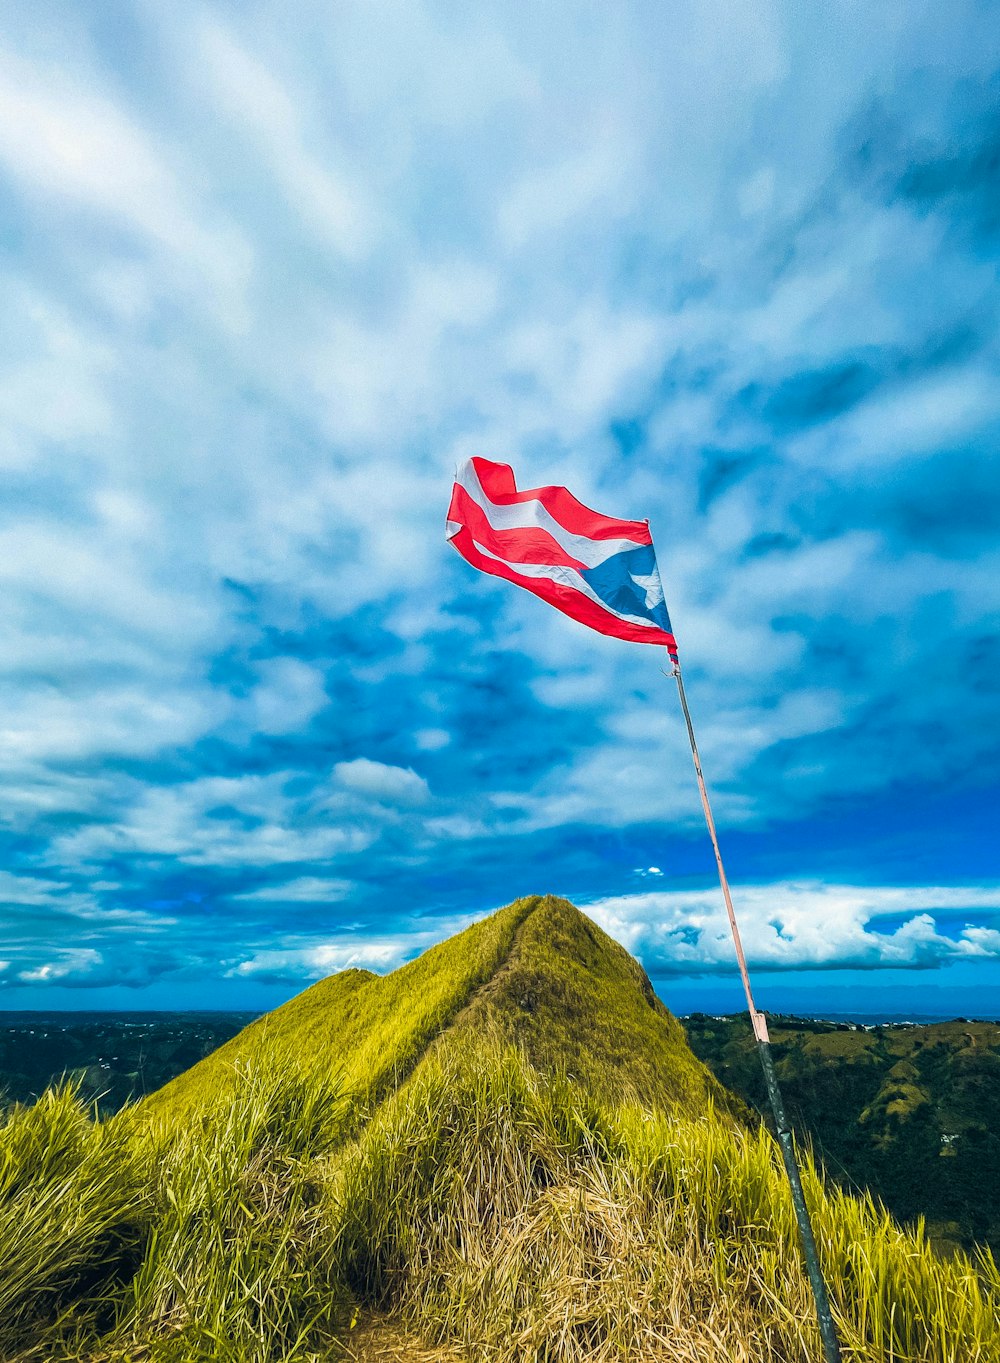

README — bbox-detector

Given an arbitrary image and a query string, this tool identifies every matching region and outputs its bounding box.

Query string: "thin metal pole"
[668,652,841,1363]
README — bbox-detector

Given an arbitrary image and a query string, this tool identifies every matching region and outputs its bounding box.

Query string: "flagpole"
[667,650,841,1363]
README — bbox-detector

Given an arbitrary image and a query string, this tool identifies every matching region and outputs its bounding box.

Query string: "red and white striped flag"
[447,457,677,652]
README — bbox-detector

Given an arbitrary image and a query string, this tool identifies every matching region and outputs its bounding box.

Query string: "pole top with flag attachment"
[447,456,678,653]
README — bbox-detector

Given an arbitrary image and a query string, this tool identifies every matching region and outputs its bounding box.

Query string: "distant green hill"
[685,1012,1000,1257]
[151,895,731,1125]
[3,897,998,1363]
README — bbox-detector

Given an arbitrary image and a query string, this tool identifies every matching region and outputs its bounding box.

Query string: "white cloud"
[791,367,1000,471]
[584,883,1000,974]
[0,873,173,945]
[414,728,451,751]
[18,948,102,983]
[225,905,480,981]
[498,118,636,247]
[232,877,354,903]
[52,773,374,869]
[333,758,430,806]
[0,682,221,768]
[503,301,666,434]
[0,284,117,468]
[249,659,327,736]
[959,927,1000,957]
[229,940,396,979]
[0,871,75,906]
[0,2,996,1000]
[195,21,372,259]
[0,772,109,829]
[425,813,491,841]
[323,4,539,133]
[0,51,252,314]
[0,521,214,642]
[312,261,499,442]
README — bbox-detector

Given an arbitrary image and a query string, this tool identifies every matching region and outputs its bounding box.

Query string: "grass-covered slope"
[151,895,728,1127]
[686,1012,1000,1256]
[151,894,537,1123]
[4,897,1000,1362]
[333,1041,1000,1363]
[447,896,729,1114]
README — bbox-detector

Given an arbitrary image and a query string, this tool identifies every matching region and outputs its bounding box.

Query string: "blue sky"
[1,1,998,1017]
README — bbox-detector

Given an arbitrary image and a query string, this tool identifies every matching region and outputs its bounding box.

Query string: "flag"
[446,457,677,651]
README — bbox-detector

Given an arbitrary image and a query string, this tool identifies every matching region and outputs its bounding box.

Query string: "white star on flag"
[630,571,664,611]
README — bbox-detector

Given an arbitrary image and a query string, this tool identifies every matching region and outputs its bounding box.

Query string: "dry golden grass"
[335,1314,468,1362]
[3,898,999,1362]
[332,1041,1000,1363]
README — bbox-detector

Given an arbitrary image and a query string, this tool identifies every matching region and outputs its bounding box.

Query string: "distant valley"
[0,1011,254,1113]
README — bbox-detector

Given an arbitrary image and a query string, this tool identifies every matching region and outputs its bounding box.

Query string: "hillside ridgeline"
[151,894,730,1125]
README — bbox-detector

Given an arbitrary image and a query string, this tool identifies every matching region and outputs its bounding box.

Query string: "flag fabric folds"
[446,457,677,651]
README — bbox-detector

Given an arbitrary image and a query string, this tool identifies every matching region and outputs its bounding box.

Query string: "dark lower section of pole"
[756,1039,841,1363]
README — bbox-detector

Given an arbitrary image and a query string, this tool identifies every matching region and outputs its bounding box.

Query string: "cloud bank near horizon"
[0,1,998,1002]
[2,879,999,996]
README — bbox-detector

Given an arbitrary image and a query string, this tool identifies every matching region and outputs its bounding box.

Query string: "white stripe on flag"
[471,538,663,633]
[456,463,641,569]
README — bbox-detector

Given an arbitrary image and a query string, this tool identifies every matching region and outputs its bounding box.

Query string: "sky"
[0,1,998,1018]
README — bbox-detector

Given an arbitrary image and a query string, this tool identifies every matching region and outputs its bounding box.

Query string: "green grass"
[685,1011,1000,1255]
[0,1084,147,1356]
[150,896,733,1132]
[113,1061,353,1362]
[149,895,539,1127]
[7,1045,999,1361]
[3,897,999,1361]
[333,1039,1000,1362]
[445,896,736,1116]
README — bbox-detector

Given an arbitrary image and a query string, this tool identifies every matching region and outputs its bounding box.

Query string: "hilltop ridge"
[151,895,731,1125]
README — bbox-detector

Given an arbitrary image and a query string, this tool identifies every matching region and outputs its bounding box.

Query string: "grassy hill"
[151,895,730,1126]
[685,1012,1000,1256]
[2,896,999,1362]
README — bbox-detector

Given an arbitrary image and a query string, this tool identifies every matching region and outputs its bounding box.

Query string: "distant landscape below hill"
[0,1011,255,1114]
[2,1002,998,1259]
[686,1012,1000,1258]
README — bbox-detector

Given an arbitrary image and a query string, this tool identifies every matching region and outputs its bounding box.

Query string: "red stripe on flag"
[470,457,651,545]
[447,483,588,570]
[449,525,676,649]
